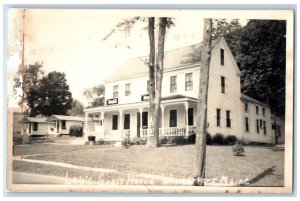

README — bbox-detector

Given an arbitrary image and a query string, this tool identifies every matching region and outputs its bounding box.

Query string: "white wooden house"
[24,115,85,136]
[24,117,56,136]
[84,37,281,144]
[46,115,85,135]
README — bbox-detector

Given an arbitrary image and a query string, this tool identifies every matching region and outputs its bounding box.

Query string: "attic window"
[220,48,224,66]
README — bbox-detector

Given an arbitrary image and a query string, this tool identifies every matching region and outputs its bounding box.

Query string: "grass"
[13,143,104,156]
[13,143,284,186]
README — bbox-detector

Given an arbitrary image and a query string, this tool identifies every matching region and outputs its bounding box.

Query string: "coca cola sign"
[106,98,118,105]
[141,94,149,101]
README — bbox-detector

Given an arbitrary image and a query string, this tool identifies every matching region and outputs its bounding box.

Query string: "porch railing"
[103,130,121,139]
[159,127,186,136]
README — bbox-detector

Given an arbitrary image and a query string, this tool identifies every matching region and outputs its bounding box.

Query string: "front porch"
[84,95,198,142]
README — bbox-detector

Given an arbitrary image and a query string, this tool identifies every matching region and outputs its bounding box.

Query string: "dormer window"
[220,48,225,66]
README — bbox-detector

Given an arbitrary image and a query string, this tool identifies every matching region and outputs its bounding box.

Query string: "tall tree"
[103,17,173,147]
[31,71,73,116]
[14,62,44,115]
[146,17,168,148]
[193,18,213,186]
[83,84,105,108]
[233,20,286,116]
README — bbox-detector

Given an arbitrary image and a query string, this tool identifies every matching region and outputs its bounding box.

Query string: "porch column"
[119,110,123,138]
[184,102,189,136]
[160,105,165,137]
[55,121,58,134]
[84,112,88,141]
[139,107,143,137]
[101,111,105,138]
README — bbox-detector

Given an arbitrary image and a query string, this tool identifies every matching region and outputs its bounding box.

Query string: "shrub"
[174,136,185,145]
[206,133,213,145]
[131,137,146,145]
[95,139,104,145]
[237,138,246,145]
[224,135,237,145]
[122,133,131,148]
[159,136,186,145]
[159,136,168,144]
[188,133,196,144]
[69,125,83,137]
[232,143,245,156]
[213,133,225,145]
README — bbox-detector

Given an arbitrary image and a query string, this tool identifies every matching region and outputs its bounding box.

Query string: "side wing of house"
[241,97,273,144]
[207,38,242,138]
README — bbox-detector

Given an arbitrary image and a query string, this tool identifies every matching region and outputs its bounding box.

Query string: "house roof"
[24,117,47,123]
[105,38,222,81]
[46,115,85,122]
[241,94,270,108]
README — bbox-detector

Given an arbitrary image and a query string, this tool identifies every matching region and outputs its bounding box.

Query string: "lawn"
[13,143,284,186]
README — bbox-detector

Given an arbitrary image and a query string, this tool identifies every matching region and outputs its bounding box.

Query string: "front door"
[57,121,59,133]
[142,111,148,129]
[137,112,140,137]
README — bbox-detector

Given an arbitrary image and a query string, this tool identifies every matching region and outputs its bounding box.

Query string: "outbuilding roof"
[46,115,85,122]
[105,38,222,81]
[24,117,48,123]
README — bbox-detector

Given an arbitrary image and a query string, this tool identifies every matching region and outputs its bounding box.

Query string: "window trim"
[244,102,249,112]
[62,120,66,129]
[188,107,194,126]
[256,119,260,134]
[125,83,131,96]
[221,76,225,94]
[32,122,38,131]
[185,73,193,91]
[113,85,119,98]
[220,48,225,66]
[245,117,249,132]
[226,110,231,128]
[216,108,221,127]
[170,75,177,93]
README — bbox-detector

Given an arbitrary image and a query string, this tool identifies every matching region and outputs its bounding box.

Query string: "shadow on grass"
[264,146,285,152]
[241,166,276,186]
[233,154,246,157]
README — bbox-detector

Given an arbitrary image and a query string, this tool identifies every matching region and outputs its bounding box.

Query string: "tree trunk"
[193,18,212,186]
[147,17,167,148]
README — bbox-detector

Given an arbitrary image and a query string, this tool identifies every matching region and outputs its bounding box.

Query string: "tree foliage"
[103,17,173,148]
[68,99,84,116]
[28,71,73,116]
[213,19,286,116]
[83,84,105,108]
[14,62,44,114]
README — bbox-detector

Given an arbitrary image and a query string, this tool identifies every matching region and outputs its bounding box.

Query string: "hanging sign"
[106,98,118,105]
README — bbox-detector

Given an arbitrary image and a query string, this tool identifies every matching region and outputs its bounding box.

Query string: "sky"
[7,9,251,107]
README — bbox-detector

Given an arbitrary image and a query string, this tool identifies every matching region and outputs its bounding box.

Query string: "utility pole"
[193,18,212,186]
